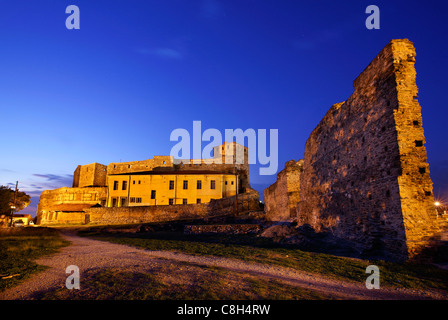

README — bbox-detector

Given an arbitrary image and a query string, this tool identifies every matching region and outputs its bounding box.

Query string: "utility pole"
[9,181,18,227]
[235,173,238,216]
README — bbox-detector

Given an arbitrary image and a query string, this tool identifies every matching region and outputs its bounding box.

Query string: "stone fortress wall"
[265,39,441,261]
[264,160,303,221]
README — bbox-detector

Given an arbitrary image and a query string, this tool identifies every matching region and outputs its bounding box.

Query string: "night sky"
[1,1,447,216]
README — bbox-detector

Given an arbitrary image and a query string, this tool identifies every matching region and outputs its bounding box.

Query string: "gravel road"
[1,229,447,300]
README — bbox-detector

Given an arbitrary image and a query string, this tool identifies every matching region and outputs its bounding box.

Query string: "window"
[415,140,423,147]
[120,197,127,207]
[112,198,117,207]
[130,197,135,203]
[225,181,228,185]
[138,180,141,184]
[210,180,216,189]
[122,181,127,190]
[197,180,202,189]
[183,180,188,189]
[183,198,188,205]
[113,181,119,190]
[169,198,174,205]
[114,165,117,169]
[231,181,234,185]
[419,167,426,174]
[136,197,142,203]
[169,180,174,190]
[128,165,131,168]
[196,198,201,204]
[151,190,156,199]
[133,180,135,184]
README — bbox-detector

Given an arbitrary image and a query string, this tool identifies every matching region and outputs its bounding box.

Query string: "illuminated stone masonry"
[266,39,440,261]
[264,160,303,221]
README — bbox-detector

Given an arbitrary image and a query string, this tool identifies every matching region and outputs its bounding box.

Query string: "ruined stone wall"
[36,187,107,225]
[83,189,259,225]
[184,224,262,235]
[38,188,259,226]
[264,160,303,221]
[297,39,439,261]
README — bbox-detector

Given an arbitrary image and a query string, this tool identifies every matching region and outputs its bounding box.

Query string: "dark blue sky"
[1,1,447,216]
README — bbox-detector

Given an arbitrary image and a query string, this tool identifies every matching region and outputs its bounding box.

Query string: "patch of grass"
[79,226,448,292]
[0,227,70,292]
[42,266,335,300]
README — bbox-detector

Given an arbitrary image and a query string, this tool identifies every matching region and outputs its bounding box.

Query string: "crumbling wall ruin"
[36,187,107,225]
[37,188,260,226]
[296,39,439,261]
[264,160,303,221]
[264,39,440,261]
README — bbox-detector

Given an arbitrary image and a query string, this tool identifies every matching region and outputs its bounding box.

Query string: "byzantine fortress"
[37,39,445,262]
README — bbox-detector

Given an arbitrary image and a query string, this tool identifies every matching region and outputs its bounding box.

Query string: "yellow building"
[105,142,249,207]
[107,171,239,207]
[37,142,255,225]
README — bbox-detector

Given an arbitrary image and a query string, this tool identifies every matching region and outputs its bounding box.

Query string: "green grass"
[0,227,70,292]
[79,225,448,292]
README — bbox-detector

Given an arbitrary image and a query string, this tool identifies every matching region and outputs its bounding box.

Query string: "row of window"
[169,198,202,205]
[175,180,219,190]
[112,179,234,191]
[110,197,203,207]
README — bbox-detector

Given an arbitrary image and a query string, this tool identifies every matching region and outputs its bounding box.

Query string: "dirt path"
[1,230,447,300]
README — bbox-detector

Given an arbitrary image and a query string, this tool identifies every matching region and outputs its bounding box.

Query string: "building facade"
[36,142,253,225]
[107,171,239,207]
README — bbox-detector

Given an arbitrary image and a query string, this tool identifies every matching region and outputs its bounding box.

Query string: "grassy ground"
[0,227,70,292]
[42,264,335,300]
[79,224,448,292]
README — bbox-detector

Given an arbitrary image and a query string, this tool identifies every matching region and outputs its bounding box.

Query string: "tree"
[0,185,31,215]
